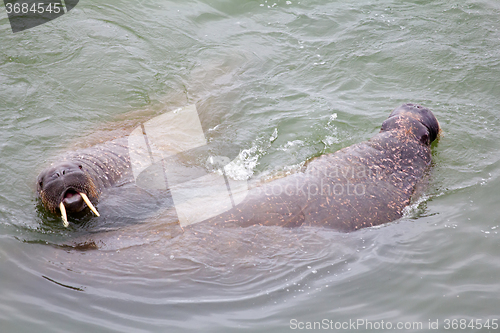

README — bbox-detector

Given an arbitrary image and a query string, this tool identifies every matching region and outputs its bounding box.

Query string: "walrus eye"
[38,180,43,188]
[78,165,83,169]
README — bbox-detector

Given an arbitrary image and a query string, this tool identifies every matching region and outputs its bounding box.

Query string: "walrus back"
[205,130,432,231]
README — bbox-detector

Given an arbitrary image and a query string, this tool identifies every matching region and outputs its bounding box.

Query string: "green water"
[1,0,500,332]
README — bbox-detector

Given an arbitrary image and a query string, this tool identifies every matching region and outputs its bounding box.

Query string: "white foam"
[402,194,429,218]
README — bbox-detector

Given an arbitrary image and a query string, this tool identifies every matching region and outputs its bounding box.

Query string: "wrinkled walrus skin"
[37,103,440,231]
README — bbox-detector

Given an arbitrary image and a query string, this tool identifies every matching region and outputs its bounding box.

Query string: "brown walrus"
[36,103,440,231]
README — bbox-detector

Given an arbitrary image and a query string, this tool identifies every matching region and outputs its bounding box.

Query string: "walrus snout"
[38,162,83,186]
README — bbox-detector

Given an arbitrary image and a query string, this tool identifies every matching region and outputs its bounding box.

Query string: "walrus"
[36,103,440,231]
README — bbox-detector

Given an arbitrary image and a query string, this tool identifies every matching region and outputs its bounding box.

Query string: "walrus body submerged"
[37,103,440,231]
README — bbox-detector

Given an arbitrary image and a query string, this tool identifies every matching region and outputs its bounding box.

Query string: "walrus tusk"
[59,202,69,227]
[79,192,100,217]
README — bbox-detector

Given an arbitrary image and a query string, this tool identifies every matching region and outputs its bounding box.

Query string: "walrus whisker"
[79,192,100,217]
[59,202,69,227]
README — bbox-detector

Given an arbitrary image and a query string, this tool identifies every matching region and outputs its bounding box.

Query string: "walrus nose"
[52,165,80,178]
[54,169,66,177]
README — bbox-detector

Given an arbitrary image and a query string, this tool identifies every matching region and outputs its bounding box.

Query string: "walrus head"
[37,161,100,227]
[381,103,440,146]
